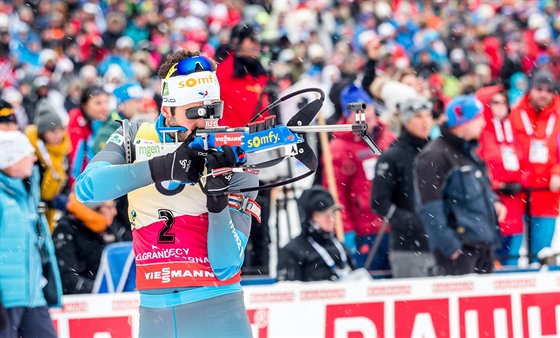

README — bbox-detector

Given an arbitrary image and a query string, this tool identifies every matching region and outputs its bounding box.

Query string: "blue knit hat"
[339,83,373,117]
[445,95,483,128]
[114,82,143,106]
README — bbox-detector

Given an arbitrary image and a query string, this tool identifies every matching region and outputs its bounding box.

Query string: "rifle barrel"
[288,124,364,133]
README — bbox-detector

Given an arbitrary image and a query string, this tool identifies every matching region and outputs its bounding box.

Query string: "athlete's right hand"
[148,134,207,184]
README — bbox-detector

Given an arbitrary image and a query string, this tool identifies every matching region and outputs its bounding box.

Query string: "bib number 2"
[158,209,176,243]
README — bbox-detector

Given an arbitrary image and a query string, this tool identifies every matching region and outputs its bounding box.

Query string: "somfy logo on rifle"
[247,131,280,149]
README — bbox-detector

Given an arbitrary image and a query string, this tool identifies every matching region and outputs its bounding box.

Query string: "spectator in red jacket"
[325,83,395,271]
[509,70,560,263]
[216,23,272,275]
[477,86,525,265]
[216,23,269,128]
[67,85,110,188]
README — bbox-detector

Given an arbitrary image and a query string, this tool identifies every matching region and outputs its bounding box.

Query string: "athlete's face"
[162,101,207,141]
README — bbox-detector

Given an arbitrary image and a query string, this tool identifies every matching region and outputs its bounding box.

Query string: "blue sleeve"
[417,200,462,257]
[207,172,258,280]
[207,208,250,280]
[75,160,153,203]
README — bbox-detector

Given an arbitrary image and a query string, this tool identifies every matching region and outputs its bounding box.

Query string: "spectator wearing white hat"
[0,131,62,338]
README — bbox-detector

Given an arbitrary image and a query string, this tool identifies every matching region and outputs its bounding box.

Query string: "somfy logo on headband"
[177,74,217,88]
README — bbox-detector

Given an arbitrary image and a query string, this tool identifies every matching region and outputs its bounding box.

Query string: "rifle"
[190,88,382,193]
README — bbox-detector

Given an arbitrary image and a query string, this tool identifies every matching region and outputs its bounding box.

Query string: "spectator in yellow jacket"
[24,101,71,230]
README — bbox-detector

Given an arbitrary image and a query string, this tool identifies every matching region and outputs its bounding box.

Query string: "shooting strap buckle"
[229,194,261,223]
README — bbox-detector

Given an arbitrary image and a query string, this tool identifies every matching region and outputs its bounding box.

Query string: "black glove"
[148,134,207,184]
[204,145,238,213]
[499,182,523,195]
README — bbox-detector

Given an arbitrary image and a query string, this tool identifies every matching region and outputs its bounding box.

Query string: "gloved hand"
[343,231,357,254]
[499,182,522,195]
[204,145,239,213]
[148,134,207,184]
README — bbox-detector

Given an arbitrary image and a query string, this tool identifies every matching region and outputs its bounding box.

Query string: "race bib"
[501,145,519,171]
[529,139,549,164]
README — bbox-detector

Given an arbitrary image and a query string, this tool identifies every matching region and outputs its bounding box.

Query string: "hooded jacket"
[0,167,62,308]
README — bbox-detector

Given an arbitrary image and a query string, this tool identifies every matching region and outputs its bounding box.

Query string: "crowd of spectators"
[0,0,559,291]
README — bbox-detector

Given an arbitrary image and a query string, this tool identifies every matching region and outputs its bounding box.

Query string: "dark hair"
[80,85,108,108]
[157,50,216,80]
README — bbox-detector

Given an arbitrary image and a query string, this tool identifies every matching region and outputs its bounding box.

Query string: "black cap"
[230,23,259,44]
[0,99,16,125]
[298,186,342,222]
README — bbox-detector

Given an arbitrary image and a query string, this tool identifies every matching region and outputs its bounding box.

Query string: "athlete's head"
[158,50,222,141]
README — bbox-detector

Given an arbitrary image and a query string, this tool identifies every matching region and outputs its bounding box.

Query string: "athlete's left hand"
[204,145,239,212]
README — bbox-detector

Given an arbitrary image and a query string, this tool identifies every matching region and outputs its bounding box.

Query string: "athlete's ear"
[161,106,172,119]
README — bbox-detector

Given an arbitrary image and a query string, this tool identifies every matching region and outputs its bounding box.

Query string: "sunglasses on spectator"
[164,56,214,80]
[408,101,433,114]
[184,101,224,120]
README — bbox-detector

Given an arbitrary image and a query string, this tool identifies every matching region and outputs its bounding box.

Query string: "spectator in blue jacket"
[0,131,62,338]
[415,96,505,275]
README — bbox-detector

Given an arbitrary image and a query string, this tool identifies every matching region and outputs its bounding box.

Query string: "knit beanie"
[445,95,484,128]
[0,131,35,170]
[35,101,63,135]
[530,70,554,90]
[113,82,143,106]
[298,186,342,222]
[399,96,433,126]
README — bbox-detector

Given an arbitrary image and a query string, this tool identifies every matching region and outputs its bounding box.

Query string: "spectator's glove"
[204,145,239,213]
[148,134,207,184]
[499,182,522,195]
[344,231,357,254]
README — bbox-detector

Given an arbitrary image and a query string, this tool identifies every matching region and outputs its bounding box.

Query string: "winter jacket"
[371,130,430,251]
[326,122,395,236]
[478,118,525,235]
[24,125,71,230]
[67,108,104,188]
[0,167,62,308]
[216,53,269,128]
[277,224,355,282]
[52,193,120,294]
[509,93,560,217]
[476,85,524,235]
[415,127,501,257]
